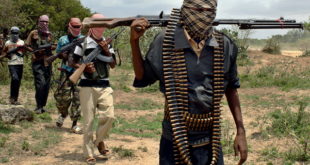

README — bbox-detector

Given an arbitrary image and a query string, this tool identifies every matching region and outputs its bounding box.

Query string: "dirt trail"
[1,49,310,165]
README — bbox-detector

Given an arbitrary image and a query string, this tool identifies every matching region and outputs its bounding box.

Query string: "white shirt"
[74,36,114,81]
[5,39,25,65]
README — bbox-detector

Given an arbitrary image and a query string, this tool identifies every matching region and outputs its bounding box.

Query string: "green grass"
[136,81,160,93]
[0,122,15,134]
[1,157,9,163]
[237,58,255,66]
[115,98,163,110]
[112,145,135,158]
[110,113,163,138]
[138,146,148,152]
[34,113,52,123]
[31,129,62,155]
[239,66,310,91]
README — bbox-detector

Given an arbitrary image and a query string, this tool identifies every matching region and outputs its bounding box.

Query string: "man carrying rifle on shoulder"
[130,0,248,164]
[1,27,25,105]
[25,15,56,114]
[54,18,84,134]
[69,13,116,165]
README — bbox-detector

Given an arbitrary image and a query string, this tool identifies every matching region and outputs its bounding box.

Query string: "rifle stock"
[45,53,60,66]
[69,63,86,85]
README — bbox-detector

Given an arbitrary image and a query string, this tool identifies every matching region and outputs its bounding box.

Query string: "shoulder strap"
[82,37,87,56]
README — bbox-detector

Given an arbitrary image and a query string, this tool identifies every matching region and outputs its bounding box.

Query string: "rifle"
[0,45,34,61]
[31,44,58,56]
[45,37,86,65]
[81,10,304,30]
[69,27,125,85]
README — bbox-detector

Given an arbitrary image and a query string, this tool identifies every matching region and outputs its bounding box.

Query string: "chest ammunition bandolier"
[82,38,110,80]
[163,8,224,165]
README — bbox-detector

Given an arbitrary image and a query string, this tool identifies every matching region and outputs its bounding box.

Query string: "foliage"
[262,38,281,54]
[3,0,93,39]
[239,65,310,91]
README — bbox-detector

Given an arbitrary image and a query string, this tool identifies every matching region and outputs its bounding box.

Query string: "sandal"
[34,107,42,114]
[86,157,96,164]
[56,115,65,127]
[97,141,109,155]
[70,125,83,134]
[41,108,51,114]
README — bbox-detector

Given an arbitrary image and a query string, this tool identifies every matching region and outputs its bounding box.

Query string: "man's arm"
[98,41,115,69]
[225,88,248,165]
[130,18,150,80]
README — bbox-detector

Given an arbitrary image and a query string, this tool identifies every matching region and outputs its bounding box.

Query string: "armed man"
[53,18,84,134]
[25,15,56,114]
[130,0,248,164]
[69,13,116,165]
[0,28,10,52]
[1,27,25,105]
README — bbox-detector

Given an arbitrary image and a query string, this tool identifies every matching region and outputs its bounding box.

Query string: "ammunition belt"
[163,8,191,165]
[165,103,214,132]
[211,31,225,165]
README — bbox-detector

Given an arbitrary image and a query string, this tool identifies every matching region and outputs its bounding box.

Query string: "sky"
[80,0,309,39]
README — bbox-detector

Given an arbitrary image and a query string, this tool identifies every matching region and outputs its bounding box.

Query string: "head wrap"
[38,15,50,35]
[10,26,20,43]
[68,18,82,37]
[181,0,217,40]
[88,14,106,40]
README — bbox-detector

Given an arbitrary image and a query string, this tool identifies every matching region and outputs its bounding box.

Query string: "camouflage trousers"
[54,71,81,122]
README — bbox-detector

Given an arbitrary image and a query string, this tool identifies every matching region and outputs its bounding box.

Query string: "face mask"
[10,26,20,43]
[10,33,19,43]
[181,0,217,40]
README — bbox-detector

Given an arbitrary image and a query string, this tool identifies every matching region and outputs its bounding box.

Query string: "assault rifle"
[69,27,125,85]
[0,45,34,61]
[31,44,58,56]
[81,10,304,30]
[45,37,86,65]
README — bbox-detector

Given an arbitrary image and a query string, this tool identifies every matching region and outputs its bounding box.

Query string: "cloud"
[80,0,309,39]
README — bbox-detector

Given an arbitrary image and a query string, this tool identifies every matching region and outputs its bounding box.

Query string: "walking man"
[54,18,84,134]
[25,15,56,114]
[1,27,25,105]
[69,13,116,165]
[130,0,248,164]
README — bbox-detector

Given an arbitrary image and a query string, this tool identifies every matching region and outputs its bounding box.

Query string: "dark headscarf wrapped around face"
[181,0,218,40]
[10,26,20,43]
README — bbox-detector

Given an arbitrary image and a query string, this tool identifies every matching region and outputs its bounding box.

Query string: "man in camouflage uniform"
[0,28,9,52]
[54,18,84,134]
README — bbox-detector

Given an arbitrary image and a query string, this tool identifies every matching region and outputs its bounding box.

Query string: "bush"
[262,38,281,54]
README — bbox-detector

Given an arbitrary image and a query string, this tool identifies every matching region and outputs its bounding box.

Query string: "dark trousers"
[159,136,224,165]
[32,60,52,107]
[8,65,23,101]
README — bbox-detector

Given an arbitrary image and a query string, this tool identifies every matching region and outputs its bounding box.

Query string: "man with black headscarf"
[130,0,248,164]
[1,27,25,105]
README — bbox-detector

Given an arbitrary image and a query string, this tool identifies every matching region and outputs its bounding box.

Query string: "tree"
[1,0,93,39]
[304,16,310,32]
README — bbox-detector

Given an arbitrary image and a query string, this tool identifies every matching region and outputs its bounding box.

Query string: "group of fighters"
[0,0,248,164]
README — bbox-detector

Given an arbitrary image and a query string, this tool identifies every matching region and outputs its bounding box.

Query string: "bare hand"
[234,133,248,165]
[51,45,57,50]
[130,17,150,42]
[98,40,109,54]
[84,62,95,73]
[59,51,68,59]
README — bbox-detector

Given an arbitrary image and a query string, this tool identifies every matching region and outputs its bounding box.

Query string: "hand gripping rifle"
[45,37,86,66]
[81,10,304,30]
[31,44,58,56]
[69,27,125,85]
[0,45,34,61]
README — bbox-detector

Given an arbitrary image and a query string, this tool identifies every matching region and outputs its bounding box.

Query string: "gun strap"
[114,34,121,66]
[163,8,191,165]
